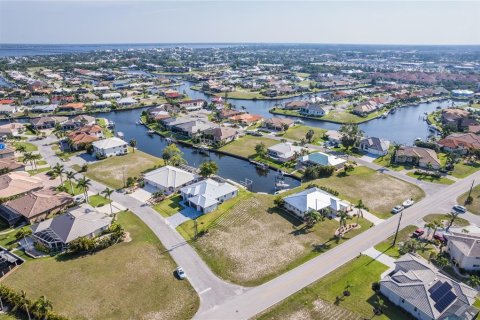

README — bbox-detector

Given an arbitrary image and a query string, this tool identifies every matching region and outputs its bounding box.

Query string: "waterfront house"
[325,130,342,145]
[300,103,329,117]
[117,97,138,106]
[394,146,441,169]
[180,178,238,214]
[61,114,96,130]
[30,104,58,113]
[92,137,128,158]
[92,101,112,108]
[30,116,68,130]
[297,152,346,169]
[0,189,73,226]
[30,205,112,251]
[178,99,206,112]
[23,96,49,105]
[144,166,198,193]
[102,92,122,100]
[446,232,480,271]
[438,133,480,154]
[441,108,470,131]
[228,113,264,125]
[0,158,25,174]
[267,142,305,163]
[380,253,479,320]
[359,137,390,156]
[57,102,86,112]
[218,109,244,119]
[263,118,294,131]
[0,105,19,115]
[67,124,103,150]
[284,100,308,110]
[203,127,239,145]
[283,187,350,219]
[0,172,43,199]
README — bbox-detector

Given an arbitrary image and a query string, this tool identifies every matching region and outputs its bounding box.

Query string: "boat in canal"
[147,129,155,135]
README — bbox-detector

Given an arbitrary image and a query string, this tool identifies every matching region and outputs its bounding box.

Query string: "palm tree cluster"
[23,152,41,171]
[0,284,67,320]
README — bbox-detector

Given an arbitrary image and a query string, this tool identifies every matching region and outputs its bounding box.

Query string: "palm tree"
[446,211,460,231]
[15,144,26,155]
[101,188,115,219]
[52,163,65,184]
[66,171,76,195]
[354,199,365,224]
[22,152,34,169]
[77,177,91,202]
[425,220,441,240]
[129,138,137,153]
[337,211,350,237]
[305,209,323,228]
[32,296,53,320]
[19,290,31,320]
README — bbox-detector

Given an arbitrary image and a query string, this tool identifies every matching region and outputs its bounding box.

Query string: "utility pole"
[122,166,126,188]
[466,179,476,204]
[194,218,198,240]
[392,210,404,246]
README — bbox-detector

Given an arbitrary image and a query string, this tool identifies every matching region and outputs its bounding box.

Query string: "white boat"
[294,119,304,124]
[275,181,290,189]
[147,130,155,135]
[117,132,124,139]
[403,199,414,207]
[107,120,115,128]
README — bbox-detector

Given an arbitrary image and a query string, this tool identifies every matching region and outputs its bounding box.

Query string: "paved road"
[31,137,248,314]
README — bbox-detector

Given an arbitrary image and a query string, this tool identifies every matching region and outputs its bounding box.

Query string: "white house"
[102,92,122,100]
[180,179,238,213]
[178,99,205,112]
[297,152,346,169]
[446,232,480,271]
[267,142,305,163]
[92,101,112,108]
[359,137,390,156]
[380,253,479,320]
[283,187,350,219]
[144,166,197,193]
[325,130,342,145]
[300,103,329,117]
[92,137,128,158]
[117,97,138,106]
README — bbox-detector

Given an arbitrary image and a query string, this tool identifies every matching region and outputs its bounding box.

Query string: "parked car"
[412,228,424,238]
[175,266,186,280]
[391,205,404,214]
[73,194,85,204]
[433,232,446,243]
[452,205,466,213]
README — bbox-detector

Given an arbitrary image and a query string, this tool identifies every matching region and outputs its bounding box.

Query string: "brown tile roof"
[204,127,238,140]
[229,114,264,123]
[67,132,99,145]
[396,146,441,166]
[264,117,294,126]
[0,158,25,172]
[438,133,480,150]
[4,189,73,219]
[59,102,85,110]
[0,172,43,198]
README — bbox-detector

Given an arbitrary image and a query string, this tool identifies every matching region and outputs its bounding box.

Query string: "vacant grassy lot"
[257,255,410,320]
[281,125,326,144]
[406,171,455,185]
[423,213,469,228]
[153,194,185,217]
[451,162,480,179]
[4,211,199,320]
[305,166,425,219]
[219,135,278,158]
[180,191,370,286]
[458,185,480,215]
[13,141,38,152]
[84,150,164,189]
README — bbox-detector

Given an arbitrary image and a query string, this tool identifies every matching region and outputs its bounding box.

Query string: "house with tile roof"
[359,137,390,156]
[0,172,43,199]
[203,127,239,145]
[180,178,238,214]
[394,146,441,170]
[263,118,295,131]
[438,133,480,154]
[380,253,479,320]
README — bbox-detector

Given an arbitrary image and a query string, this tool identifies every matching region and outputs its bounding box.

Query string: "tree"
[468,275,480,288]
[339,123,362,150]
[32,296,53,320]
[399,239,419,255]
[305,129,315,143]
[435,255,449,270]
[15,144,26,155]
[162,144,183,165]
[337,211,350,230]
[101,188,115,220]
[446,211,460,231]
[425,220,441,239]
[305,209,322,228]
[199,161,218,178]
[76,177,91,202]
[52,163,65,184]
[273,196,284,207]
[354,199,366,224]
[22,152,34,169]
[129,138,137,153]
[18,290,31,320]
[255,142,267,158]
[65,171,76,195]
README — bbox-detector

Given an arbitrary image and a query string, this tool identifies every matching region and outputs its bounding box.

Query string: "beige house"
[394,146,441,169]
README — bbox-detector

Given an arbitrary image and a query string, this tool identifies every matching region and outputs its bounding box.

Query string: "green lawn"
[257,255,410,320]
[84,150,164,189]
[406,172,455,185]
[281,125,326,145]
[4,211,199,320]
[423,213,469,227]
[458,185,480,215]
[62,180,83,195]
[27,167,51,175]
[218,135,278,158]
[13,141,38,152]
[451,162,480,179]
[153,194,184,217]
[374,225,418,258]
[88,194,111,207]
[373,148,411,171]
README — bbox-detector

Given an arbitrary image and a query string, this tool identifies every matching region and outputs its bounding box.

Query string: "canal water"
[94,108,301,194]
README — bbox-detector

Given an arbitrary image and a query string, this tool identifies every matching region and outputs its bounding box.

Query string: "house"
[23,96,49,105]
[0,105,19,115]
[300,103,329,117]
[267,142,305,163]
[359,137,390,156]
[283,187,350,219]
[325,130,342,145]
[395,146,441,169]
[117,97,138,106]
[0,99,14,105]
[144,166,197,193]
[203,127,238,145]
[102,92,122,100]
[164,90,182,99]
[228,114,264,125]
[30,205,113,251]
[180,179,238,214]
[67,125,103,150]
[0,172,43,199]
[172,119,217,138]
[284,100,308,110]
[92,137,128,158]
[0,189,73,226]
[30,104,58,113]
[263,118,295,131]
[380,253,479,320]
[441,108,470,130]
[57,102,85,112]
[0,146,15,159]
[353,101,378,116]
[0,158,25,174]
[297,152,346,169]
[438,133,480,154]
[446,232,480,271]
[30,116,68,130]
[0,123,24,138]
[92,101,112,108]
[178,99,206,112]
[218,109,244,119]
[61,114,96,130]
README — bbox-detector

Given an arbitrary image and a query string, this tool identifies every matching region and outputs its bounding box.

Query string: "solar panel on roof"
[428,281,443,294]
[431,282,453,302]
[434,291,456,313]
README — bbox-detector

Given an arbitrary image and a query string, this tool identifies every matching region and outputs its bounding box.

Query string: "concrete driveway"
[129,184,157,203]
[166,204,204,228]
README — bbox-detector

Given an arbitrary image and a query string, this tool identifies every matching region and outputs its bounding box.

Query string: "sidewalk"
[362,247,396,278]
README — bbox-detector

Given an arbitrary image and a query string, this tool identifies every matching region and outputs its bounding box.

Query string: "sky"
[0,1,479,45]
